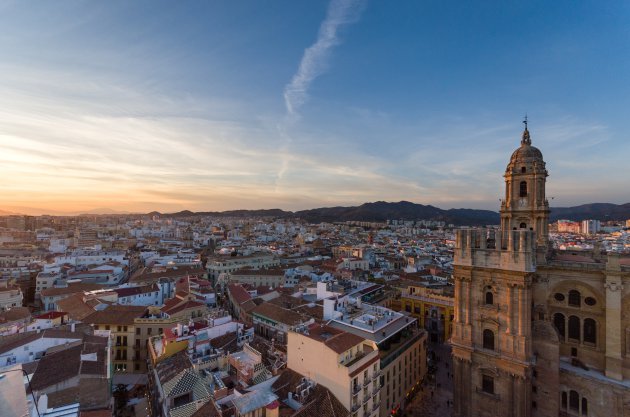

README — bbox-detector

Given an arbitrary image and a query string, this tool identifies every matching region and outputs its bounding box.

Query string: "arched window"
[553,313,565,338]
[561,392,567,409]
[521,167,526,173]
[483,329,495,350]
[581,397,588,416]
[485,291,493,305]
[568,290,581,307]
[583,318,596,344]
[519,181,527,197]
[568,316,580,340]
[519,222,527,229]
[569,390,579,412]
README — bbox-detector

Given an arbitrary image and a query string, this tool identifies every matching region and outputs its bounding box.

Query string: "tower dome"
[506,126,546,175]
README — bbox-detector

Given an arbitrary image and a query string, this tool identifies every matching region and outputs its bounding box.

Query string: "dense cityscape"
[1,127,629,416]
[2,1,630,417]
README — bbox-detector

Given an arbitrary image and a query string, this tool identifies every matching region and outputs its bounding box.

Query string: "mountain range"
[4,201,629,226]
[152,201,630,226]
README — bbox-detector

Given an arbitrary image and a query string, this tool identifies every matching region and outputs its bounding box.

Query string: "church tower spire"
[500,121,549,249]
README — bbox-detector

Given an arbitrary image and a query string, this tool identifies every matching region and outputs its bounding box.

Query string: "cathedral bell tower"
[500,120,549,249]
[452,121,548,417]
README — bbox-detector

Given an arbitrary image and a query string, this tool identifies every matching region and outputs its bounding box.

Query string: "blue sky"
[0,0,629,214]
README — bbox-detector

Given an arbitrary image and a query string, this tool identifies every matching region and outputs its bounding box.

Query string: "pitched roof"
[56,294,96,321]
[40,283,105,298]
[29,335,108,391]
[0,307,31,323]
[162,300,205,316]
[305,324,365,354]
[83,305,146,325]
[228,284,252,305]
[273,369,349,417]
[252,303,308,326]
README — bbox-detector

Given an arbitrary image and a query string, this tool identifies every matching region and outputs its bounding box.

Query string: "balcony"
[372,370,382,380]
[373,384,382,393]
[362,392,371,404]
[352,384,361,395]
[351,403,361,412]
[372,401,381,412]
[363,378,371,387]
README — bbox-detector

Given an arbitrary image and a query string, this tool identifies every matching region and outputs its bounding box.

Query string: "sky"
[1,0,629,215]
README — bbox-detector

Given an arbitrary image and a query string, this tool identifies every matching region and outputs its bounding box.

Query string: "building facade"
[452,126,630,417]
[400,285,454,343]
[287,324,382,417]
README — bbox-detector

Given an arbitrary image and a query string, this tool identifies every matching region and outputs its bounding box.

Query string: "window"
[569,316,580,340]
[553,313,565,338]
[568,290,581,307]
[521,167,526,173]
[581,397,588,416]
[583,318,596,344]
[485,291,493,305]
[561,392,567,409]
[483,329,495,350]
[584,297,596,306]
[554,293,565,302]
[569,390,579,412]
[568,316,580,340]
[482,375,494,394]
[519,181,527,197]
[136,328,141,335]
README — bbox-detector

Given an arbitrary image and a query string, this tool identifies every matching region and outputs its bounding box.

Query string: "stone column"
[605,254,623,380]
[507,374,514,417]
[454,279,460,324]
[517,286,523,336]
[462,360,471,417]
[465,281,471,325]
[453,358,462,417]
[506,285,513,334]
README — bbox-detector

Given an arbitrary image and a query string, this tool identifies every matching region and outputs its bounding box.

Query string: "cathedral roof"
[508,128,544,165]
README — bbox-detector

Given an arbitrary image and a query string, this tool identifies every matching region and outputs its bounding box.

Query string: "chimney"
[71,322,76,332]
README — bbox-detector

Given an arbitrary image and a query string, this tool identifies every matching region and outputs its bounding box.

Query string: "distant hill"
[294,201,499,225]
[549,203,630,222]
[155,200,630,226]
[159,201,499,226]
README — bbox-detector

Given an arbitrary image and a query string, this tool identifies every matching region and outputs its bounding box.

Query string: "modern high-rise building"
[452,125,630,417]
[581,220,601,235]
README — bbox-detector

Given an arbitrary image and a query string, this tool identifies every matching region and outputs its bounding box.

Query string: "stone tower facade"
[452,125,630,417]
[499,126,550,249]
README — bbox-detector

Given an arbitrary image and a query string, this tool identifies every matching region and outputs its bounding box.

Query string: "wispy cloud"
[283,0,365,117]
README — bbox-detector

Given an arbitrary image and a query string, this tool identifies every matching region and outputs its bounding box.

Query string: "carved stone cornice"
[604,281,624,292]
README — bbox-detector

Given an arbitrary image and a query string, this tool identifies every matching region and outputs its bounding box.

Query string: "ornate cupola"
[500,118,550,248]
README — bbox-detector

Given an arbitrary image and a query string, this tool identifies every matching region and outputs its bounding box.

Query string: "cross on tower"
[523,114,528,130]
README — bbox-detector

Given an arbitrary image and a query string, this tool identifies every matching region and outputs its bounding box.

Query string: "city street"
[407,342,454,417]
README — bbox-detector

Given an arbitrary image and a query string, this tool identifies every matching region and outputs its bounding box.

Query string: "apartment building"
[229,267,286,288]
[326,301,427,417]
[0,278,24,310]
[207,252,279,283]
[288,324,381,417]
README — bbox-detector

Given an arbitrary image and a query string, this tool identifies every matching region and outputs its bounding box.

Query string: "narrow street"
[407,342,454,416]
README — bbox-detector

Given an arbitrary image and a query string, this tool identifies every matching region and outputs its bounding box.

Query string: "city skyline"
[1,1,630,214]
